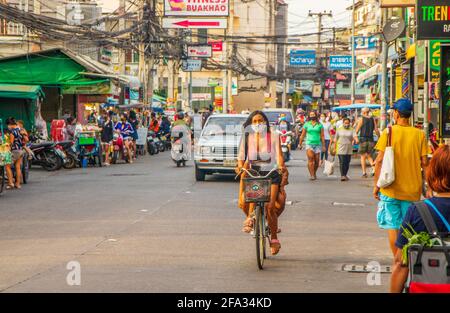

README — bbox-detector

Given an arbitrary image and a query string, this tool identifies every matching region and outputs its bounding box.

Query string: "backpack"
[406,200,450,293]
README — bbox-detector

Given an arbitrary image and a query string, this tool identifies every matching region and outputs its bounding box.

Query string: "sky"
[99,0,353,33]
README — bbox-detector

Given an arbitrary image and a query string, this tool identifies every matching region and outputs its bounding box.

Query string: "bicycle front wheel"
[255,204,266,270]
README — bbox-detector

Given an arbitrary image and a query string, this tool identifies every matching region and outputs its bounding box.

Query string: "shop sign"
[289,50,316,67]
[182,59,202,71]
[439,44,450,137]
[381,0,415,7]
[417,0,450,40]
[164,0,229,17]
[62,82,112,95]
[208,40,223,52]
[187,45,212,58]
[353,36,378,50]
[430,40,450,83]
[329,55,354,70]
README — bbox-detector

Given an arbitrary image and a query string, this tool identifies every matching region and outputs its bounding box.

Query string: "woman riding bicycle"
[236,111,289,255]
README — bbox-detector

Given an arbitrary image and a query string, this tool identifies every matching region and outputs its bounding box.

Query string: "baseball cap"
[393,98,413,113]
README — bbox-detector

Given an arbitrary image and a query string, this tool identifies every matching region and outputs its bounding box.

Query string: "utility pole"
[380,8,389,131]
[351,0,356,104]
[308,10,332,51]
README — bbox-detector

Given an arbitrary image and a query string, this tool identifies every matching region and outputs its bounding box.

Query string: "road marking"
[340,264,391,273]
[107,239,117,242]
[332,202,365,207]
[140,209,148,213]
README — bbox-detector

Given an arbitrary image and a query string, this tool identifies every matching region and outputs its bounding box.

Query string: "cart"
[76,131,102,167]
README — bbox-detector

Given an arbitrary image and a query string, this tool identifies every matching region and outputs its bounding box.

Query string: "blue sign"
[353,36,378,50]
[290,50,316,67]
[329,55,354,70]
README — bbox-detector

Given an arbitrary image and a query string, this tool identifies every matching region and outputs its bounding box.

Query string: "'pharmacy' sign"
[417,0,450,40]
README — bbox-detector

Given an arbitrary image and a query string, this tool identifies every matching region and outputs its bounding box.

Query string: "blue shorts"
[306,144,322,154]
[376,194,412,230]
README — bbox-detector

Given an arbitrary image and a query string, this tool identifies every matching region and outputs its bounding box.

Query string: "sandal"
[6,185,14,190]
[242,217,254,233]
[270,239,281,255]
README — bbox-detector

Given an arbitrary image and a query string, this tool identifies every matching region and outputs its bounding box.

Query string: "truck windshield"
[264,111,294,124]
[202,117,246,136]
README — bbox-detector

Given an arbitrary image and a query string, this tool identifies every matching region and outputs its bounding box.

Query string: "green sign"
[430,40,450,82]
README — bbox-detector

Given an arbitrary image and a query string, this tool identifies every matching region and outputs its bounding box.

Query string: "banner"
[440,44,450,137]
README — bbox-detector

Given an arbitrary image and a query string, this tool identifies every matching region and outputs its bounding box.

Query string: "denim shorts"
[305,144,322,154]
[376,194,413,230]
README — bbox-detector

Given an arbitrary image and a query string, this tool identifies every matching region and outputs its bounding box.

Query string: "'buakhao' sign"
[417,0,450,40]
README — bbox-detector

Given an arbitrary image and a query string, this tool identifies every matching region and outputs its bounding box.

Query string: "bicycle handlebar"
[235,167,279,180]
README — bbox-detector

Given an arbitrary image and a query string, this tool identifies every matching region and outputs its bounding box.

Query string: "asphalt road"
[0,150,392,292]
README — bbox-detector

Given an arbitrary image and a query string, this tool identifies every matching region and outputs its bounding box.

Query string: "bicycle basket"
[243,178,271,203]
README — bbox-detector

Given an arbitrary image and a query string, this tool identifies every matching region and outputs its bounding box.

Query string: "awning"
[0,49,109,86]
[332,103,383,112]
[0,84,44,100]
[357,63,382,85]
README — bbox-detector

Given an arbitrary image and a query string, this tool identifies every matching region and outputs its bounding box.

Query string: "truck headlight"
[201,146,211,154]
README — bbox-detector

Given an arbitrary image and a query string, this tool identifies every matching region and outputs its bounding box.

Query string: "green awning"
[0,84,44,100]
[0,50,107,86]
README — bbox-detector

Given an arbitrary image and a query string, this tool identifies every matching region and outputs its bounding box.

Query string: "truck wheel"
[195,165,205,181]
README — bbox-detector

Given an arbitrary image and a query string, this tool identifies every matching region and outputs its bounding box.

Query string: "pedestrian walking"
[100,111,114,166]
[299,111,326,181]
[390,144,450,293]
[320,113,333,167]
[333,117,358,181]
[355,107,380,177]
[373,98,429,257]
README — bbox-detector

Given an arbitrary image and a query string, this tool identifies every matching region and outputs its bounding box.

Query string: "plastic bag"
[323,159,335,176]
[377,127,395,188]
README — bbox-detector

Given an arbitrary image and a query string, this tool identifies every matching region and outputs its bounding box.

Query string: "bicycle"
[237,167,279,270]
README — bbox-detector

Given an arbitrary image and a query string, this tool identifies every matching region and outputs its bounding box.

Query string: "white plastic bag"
[377,127,395,188]
[323,158,335,176]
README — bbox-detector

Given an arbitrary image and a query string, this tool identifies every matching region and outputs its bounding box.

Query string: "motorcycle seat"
[30,142,54,149]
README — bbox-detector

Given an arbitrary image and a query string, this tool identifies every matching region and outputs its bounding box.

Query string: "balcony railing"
[0,21,26,36]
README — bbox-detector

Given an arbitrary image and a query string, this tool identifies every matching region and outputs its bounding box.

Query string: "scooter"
[111,133,132,164]
[278,130,293,162]
[56,140,78,169]
[148,131,165,153]
[147,131,159,155]
[28,142,64,171]
[171,132,188,167]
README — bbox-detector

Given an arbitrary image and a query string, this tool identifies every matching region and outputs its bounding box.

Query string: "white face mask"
[251,124,265,133]
[320,117,325,122]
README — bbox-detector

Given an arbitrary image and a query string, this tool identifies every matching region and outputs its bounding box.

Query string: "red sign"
[208,40,223,52]
[325,79,336,89]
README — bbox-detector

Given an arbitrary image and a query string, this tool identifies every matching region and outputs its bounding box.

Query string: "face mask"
[320,117,325,122]
[251,124,265,133]
[344,125,350,129]
[310,116,317,121]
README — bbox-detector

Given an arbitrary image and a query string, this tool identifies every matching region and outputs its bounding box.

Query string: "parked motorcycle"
[28,142,64,171]
[56,140,78,169]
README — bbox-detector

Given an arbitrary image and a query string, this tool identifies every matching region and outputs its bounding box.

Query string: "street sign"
[163,18,227,29]
[312,84,322,98]
[329,55,354,70]
[417,0,450,40]
[187,45,212,58]
[182,59,202,72]
[164,0,229,16]
[289,50,316,67]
